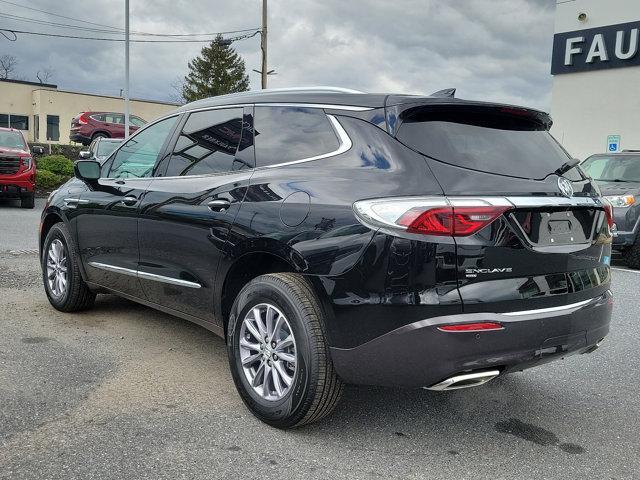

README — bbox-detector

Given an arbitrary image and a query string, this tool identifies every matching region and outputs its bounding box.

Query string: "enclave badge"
[558,177,574,198]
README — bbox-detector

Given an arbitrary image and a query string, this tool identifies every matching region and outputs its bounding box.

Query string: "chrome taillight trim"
[353,195,606,233]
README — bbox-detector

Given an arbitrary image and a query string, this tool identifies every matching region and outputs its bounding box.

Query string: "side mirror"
[32,146,45,155]
[79,150,92,159]
[74,160,101,182]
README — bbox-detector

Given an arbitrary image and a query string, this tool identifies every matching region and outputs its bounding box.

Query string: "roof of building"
[0,78,57,89]
[0,78,180,106]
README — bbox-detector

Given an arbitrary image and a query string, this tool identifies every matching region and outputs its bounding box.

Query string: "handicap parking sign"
[607,135,621,152]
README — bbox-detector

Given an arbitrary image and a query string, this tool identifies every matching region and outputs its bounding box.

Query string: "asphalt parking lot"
[1,199,639,479]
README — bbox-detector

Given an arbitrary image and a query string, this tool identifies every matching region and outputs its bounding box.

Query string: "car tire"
[623,240,640,269]
[91,132,109,141]
[42,223,96,312]
[227,273,343,429]
[20,193,35,209]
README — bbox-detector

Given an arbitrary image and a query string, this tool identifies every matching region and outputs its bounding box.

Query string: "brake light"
[78,112,91,125]
[602,198,614,228]
[397,205,512,236]
[437,322,504,332]
[354,197,513,237]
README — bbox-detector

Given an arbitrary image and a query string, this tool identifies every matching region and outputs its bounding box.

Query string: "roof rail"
[212,86,365,99]
[430,88,456,98]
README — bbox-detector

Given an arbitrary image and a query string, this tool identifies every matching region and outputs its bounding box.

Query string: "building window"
[10,115,28,130]
[46,115,60,141]
[34,115,39,141]
[0,113,29,130]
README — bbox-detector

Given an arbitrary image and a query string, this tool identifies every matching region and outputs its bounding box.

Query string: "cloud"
[0,0,556,110]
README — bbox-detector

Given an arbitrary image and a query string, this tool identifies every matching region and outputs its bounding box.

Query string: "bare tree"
[36,67,54,84]
[168,75,186,104]
[0,54,18,79]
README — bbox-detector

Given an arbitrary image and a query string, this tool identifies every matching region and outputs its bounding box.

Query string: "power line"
[0,27,261,43]
[0,0,124,32]
[0,1,260,38]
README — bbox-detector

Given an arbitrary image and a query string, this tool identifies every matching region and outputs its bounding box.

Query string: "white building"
[550,0,640,159]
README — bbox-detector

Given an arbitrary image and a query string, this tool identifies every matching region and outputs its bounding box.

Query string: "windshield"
[96,141,120,158]
[396,108,573,180]
[0,130,26,150]
[582,155,640,182]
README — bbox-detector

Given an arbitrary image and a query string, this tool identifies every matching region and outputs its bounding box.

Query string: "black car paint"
[40,90,612,389]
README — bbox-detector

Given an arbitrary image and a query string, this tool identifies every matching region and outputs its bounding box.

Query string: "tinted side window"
[108,116,177,178]
[254,107,339,167]
[165,108,245,176]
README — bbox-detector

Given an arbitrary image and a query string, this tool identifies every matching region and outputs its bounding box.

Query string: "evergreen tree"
[182,35,250,102]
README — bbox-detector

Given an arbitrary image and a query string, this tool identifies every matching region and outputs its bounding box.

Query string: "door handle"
[207,199,231,212]
[120,195,138,206]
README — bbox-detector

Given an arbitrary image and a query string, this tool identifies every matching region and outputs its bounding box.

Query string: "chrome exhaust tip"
[424,370,500,391]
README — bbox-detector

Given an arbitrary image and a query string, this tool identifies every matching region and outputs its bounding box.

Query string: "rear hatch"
[393,101,612,313]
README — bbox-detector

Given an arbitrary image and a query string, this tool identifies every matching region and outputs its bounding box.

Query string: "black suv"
[40,87,613,428]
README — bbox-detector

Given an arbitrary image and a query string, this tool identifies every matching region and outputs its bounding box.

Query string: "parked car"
[0,127,43,208]
[40,87,613,428]
[581,151,640,268]
[79,137,122,164]
[70,112,146,145]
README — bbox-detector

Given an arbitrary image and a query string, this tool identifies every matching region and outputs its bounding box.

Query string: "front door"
[137,106,254,323]
[75,115,180,297]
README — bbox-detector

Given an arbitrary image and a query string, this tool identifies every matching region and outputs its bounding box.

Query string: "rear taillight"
[602,198,614,228]
[354,197,513,237]
[78,112,91,125]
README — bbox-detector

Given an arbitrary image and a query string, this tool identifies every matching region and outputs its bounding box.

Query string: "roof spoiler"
[429,88,456,98]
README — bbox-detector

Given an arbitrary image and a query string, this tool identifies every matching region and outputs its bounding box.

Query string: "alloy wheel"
[46,239,68,298]
[239,303,297,401]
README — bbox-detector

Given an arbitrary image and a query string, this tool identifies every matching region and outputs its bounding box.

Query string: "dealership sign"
[551,21,639,74]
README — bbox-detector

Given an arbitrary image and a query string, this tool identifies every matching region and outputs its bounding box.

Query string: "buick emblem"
[558,177,574,198]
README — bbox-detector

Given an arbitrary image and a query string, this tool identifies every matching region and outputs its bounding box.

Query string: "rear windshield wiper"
[555,158,580,176]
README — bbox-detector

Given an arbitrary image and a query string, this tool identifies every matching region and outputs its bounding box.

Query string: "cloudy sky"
[0,0,556,110]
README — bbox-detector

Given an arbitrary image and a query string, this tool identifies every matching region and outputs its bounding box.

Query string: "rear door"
[394,103,612,313]
[137,106,254,323]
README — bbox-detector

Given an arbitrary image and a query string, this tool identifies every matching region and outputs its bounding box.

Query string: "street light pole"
[124,0,130,139]
[261,0,267,89]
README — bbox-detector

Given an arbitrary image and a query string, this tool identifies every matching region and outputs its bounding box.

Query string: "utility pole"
[261,0,267,89]
[124,0,130,139]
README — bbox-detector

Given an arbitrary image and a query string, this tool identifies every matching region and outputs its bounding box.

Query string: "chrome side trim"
[88,262,201,289]
[502,298,594,316]
[88,262,138,277]
[263,115,353,168]
[136,270,201,289]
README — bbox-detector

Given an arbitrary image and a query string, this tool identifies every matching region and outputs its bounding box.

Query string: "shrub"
[36,155,74,177]
[36,169,64,189]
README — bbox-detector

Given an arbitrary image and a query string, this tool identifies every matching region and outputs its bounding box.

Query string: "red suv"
[0,127,42,208]
[70,112,146,145]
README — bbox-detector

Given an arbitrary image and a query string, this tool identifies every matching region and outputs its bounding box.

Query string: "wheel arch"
[216,250,325,339]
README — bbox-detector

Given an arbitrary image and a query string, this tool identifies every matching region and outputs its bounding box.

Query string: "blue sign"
[607,135,621,152]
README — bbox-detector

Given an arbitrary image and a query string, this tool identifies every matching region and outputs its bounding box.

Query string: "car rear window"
[396,107,572,180]
[0,130,26,149]
[582,155,640,182]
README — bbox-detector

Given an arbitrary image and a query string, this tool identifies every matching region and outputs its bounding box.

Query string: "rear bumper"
[69,132,92,145]
[330,290,612,388]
